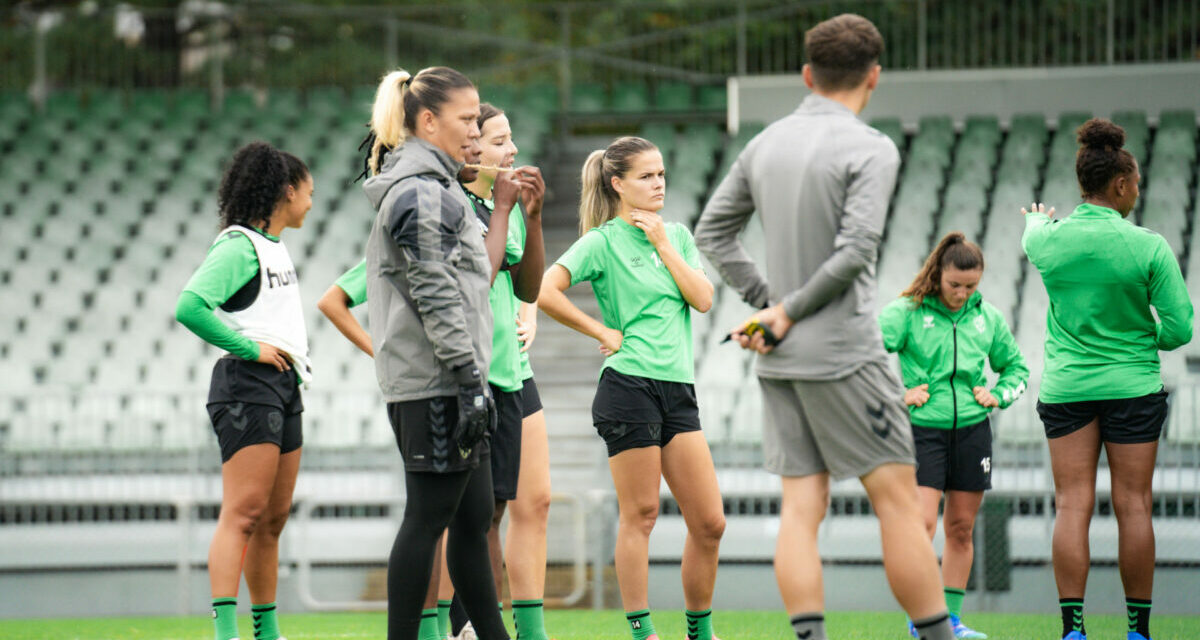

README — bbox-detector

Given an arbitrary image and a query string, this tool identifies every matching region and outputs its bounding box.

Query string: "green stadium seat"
[522,82,560,114]
[1151,132,1196,162]
[963,115,1001,139]
[266,89,303,121]
[130,90,170,121]
[943,182,987,212]
[222,88,259,117]
[640,122,677,159]
[697,85,726,111]
[683,123,722,149]
[1113,110,1148,134]
[611,83,650,113]
[348,85,376,113]
[654,82,692,112]
[917,114,954,140]
[307,86,345,116]
[1056,111,1091,134]
[1158,109,1196,136]
[869,117,906,151]
[481,85,517,110]
[83,90,124,122]
[173,88,211,121]
[908,140,951,170]
[569,83,607,113]
[0,89,31,121]
[44,91,82,122]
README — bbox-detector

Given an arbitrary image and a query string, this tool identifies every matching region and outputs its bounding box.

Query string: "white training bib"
[212,225,312,384]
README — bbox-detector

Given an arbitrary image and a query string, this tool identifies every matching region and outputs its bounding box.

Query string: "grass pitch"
[4,609,1199,639]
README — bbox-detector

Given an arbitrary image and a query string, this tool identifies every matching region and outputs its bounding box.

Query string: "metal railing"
[3,1,1197,109]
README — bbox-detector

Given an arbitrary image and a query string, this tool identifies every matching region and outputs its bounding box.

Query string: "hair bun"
[1077,117,1125,151]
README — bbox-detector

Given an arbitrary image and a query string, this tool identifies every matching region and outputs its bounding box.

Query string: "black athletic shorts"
[591,368,701,457]
[912,418,992,492]
[490,384,523,501]
[387,396,486,473]
[206,356,303,463]
[520,377,542,418]
[1038,388,1169,444]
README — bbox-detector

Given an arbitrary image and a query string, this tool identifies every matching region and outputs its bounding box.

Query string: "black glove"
[453,363,492,456]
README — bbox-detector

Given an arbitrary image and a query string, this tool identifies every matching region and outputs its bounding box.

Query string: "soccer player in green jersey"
[879,233,1030,640]
[455,103,553,640]
[175,141,313,640]
[539,136,725,640]
[1022,118,1193,640]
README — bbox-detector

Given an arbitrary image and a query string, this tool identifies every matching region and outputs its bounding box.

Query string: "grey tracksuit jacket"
[364,137,493,402]
[694,94,901,380]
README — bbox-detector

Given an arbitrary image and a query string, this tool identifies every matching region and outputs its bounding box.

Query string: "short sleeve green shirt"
[334,258,368,308]
[556,217,701,384]
[470,195,528,392]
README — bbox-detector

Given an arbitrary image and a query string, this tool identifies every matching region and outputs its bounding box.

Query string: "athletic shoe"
[907,620,918,638]
[1127,633,1150,640]
[949,615,987,639]
[455,622,477,640]
[1062,632,1086,640]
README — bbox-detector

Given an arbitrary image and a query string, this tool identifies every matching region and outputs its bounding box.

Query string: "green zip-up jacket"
[1023,203,1193,403]
[879,292,1029,429]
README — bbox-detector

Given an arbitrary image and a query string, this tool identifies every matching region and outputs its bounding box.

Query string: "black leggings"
[388,457,508,640]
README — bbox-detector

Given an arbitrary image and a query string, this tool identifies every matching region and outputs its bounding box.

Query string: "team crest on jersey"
[922,315,934,329]
[974,316,987,333]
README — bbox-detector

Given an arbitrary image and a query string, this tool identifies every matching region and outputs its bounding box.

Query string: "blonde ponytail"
[577,136,658,235]
[369,70,411,176]
[579,150,617,234]
[364,66,476,177]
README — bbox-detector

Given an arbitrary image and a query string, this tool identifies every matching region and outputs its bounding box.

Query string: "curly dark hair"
[217,141,310,230]
[1076,118,1136,198]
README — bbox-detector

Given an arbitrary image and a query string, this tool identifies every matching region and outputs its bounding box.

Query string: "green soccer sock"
[686,608,713,640]
[513,599,550,640]
[1127,598,1151,637]
[626,609,656,640]
[212,598,238,640]
[251,602,281,640]
[944,588,966,618]
[437,599,452,638]
[419,608,442,640]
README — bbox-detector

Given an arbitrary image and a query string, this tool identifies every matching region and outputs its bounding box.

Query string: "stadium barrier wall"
[728,62,1200,132]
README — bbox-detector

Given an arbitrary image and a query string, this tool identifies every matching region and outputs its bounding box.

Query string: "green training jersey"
[468,193,528,392]
[176,229,274,361]
[879,292,1029,429]
[556,217,702,384]
[1023,203,1193,403]
[334,258,368,307]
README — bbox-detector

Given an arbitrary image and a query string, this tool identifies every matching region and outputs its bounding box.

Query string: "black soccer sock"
[1060,598,1085,638]
[1126,598,1150,637]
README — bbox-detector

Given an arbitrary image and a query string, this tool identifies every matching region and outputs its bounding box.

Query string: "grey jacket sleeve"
[388,180,477,371]
[694,156,771,309]
[780,140,900,321]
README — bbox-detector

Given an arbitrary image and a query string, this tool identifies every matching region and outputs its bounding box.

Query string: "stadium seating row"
[0,95,1197,452]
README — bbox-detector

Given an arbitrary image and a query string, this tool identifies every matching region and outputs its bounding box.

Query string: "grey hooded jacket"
[364,137,493,402]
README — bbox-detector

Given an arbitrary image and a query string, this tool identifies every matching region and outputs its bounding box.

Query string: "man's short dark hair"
[804,14,884,91]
